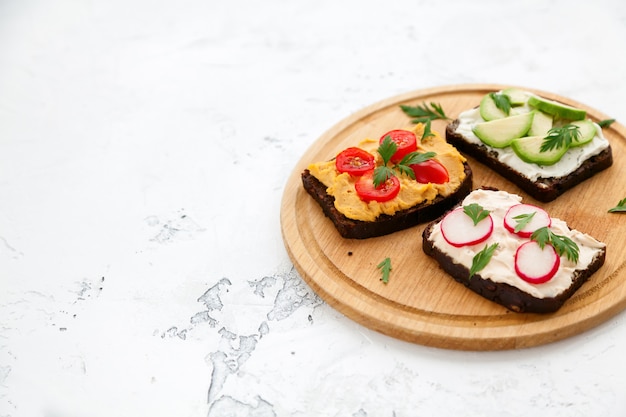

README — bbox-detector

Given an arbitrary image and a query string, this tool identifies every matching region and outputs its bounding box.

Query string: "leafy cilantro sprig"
[373,136,436,187]
[421,119,435,140]
[463,203,491,226]
[608,197,626,213]
[513,212,536,233]
[400,102,450,124]
[469,243,499,278]
[377,257,392,284]
[531,226,579,263]
[373,137,399,186]
[540,124,581,152]
[490,92,512,116]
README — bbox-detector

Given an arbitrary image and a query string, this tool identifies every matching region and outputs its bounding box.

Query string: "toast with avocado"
[445,89,613,202]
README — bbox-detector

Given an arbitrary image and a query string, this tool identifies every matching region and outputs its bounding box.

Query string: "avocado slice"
[511,135,568,166]
[472,112,535,148]
[569,120,597,147]
[528,95,586,121]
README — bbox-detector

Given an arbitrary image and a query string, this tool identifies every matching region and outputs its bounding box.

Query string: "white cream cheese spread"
[427,189,605,299]
[453,92,610,182]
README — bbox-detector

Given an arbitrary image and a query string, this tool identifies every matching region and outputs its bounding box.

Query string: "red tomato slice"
[335,147,376,176]
[380,130,417,163]
[410,159,449,184]
[355,172,401,202]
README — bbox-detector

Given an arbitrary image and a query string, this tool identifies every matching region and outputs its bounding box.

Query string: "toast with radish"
[422,188,606,313]
[445,88,613,202]
[303,123,472,239]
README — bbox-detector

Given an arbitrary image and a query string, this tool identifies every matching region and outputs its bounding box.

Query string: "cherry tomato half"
[410,159,449,184]
[380,129,418,163]
[355,171,401,202]
[335,147,376,176]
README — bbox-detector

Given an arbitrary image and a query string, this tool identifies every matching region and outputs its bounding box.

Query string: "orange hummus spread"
[307,124,467,222]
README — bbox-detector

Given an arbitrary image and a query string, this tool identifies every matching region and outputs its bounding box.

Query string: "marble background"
[1,0,626,416]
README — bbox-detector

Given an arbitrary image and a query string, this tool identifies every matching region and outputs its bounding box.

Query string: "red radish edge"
[440,207,493,247]
[503,204,551,238]
[514,241,560,284]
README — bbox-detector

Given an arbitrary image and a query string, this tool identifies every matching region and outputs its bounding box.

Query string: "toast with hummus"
[445,88,613,202]
[422,188,606,313]
[302,123,472,239]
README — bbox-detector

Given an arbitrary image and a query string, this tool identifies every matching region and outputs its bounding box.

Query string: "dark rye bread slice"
[445,119,613,202]
[301,161,472,239]
[421,201,607,314]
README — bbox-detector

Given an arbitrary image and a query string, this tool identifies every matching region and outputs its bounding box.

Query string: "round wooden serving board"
[280,84,626,350]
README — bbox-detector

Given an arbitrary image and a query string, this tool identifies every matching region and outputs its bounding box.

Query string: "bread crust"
[421,203,607,314]
[301,162,473,239]
[445,119,613,202]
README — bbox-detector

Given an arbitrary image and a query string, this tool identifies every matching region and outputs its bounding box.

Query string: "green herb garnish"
[400,102,450,124]
[531,226,579,263]
[463,203,491,226]
[373,136,398,186]
[490,92,512,116]
[377,257,392,284]
[608,197,626,213]
[598,119,616,128]
[372,135,436,186]
[395,150,436,178]
[421,119,435,140]
[540,124,581,152]
[377,135,398,163]
[513,212,536,233]
[469,243,499,278]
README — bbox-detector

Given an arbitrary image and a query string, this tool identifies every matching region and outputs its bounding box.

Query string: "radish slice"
[440,207,493,247]
[503,204,551,238]
[514,241,560,284]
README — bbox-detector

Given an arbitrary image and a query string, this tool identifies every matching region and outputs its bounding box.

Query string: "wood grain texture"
[280,84,626,351]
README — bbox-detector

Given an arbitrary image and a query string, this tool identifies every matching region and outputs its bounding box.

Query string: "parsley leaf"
[392,163,414,179]
[513,212,536,233]
[469,243,499,278]
[378,135,397,165]
[531,227,579,263]
[422,119,435,140]
[463,203,491,226]
[394,151,436,180]
[373,166,395,187]
[490,92,512,116]
[372,136,397,187]
[608,197,626,213]
[373,135,436,186]
[540,124,581,152]
[398,150,436,167]
[377,257,392,284]
[400,102,450,124]
[598,119,615,128]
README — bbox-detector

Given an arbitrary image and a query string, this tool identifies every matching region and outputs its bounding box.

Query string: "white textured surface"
[1,1,626,416]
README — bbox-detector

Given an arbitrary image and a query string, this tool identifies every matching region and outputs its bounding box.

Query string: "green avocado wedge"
[511,135,569,166]
[569,120,597,147]
[479,90,529,121]
[479,93,509,121]
[528,95,586,121]
[472,112,535,148]
[527,111,553,136]
[501,88,528,106]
